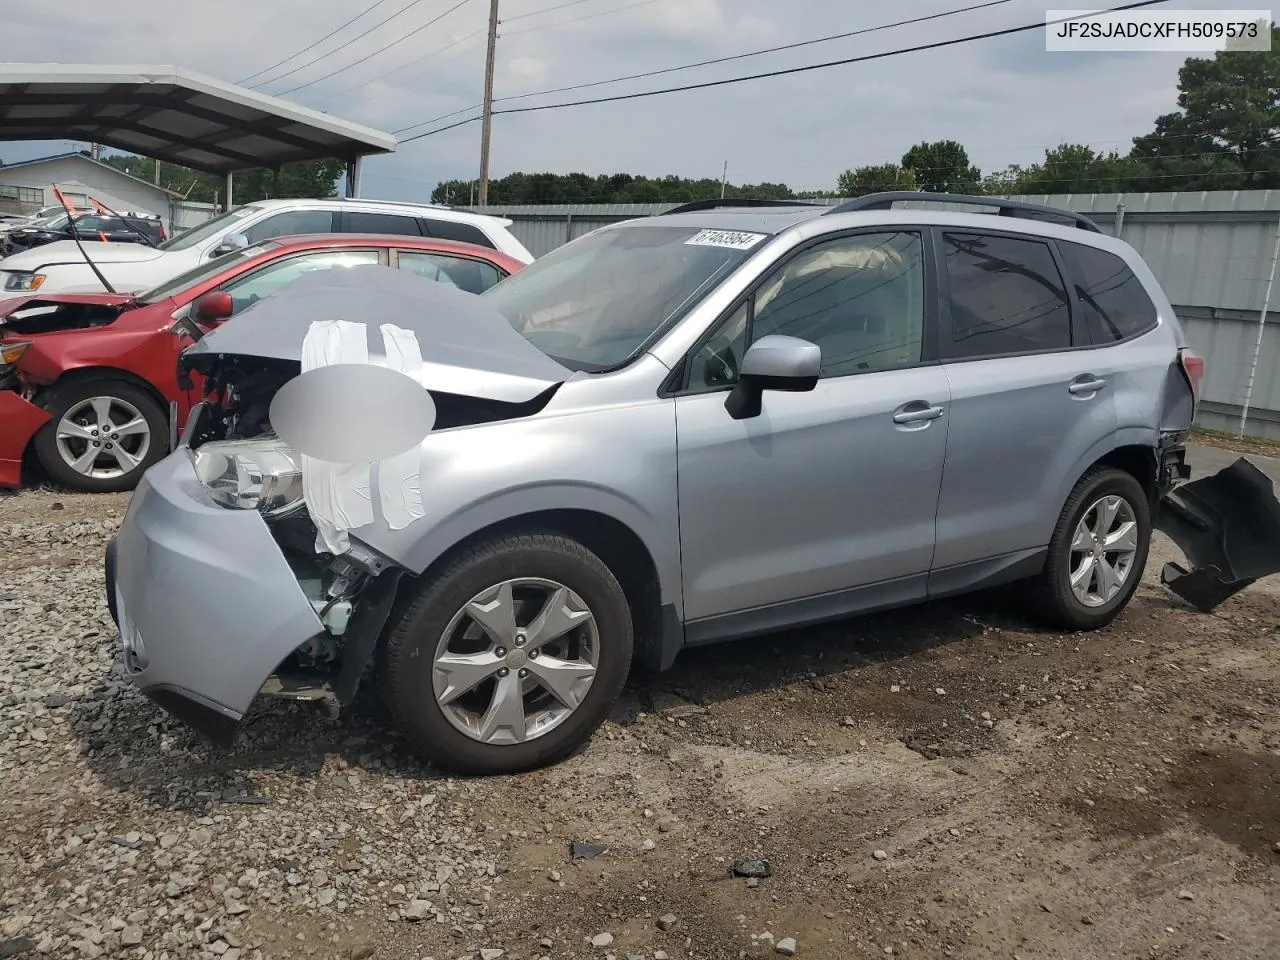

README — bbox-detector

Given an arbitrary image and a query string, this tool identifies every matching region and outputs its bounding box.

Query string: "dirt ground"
[1,447,1278,960]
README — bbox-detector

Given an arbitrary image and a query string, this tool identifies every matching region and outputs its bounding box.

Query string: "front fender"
[350,397,682,615]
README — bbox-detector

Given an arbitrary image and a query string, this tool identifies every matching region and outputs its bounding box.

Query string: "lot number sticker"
[684,229,767,250]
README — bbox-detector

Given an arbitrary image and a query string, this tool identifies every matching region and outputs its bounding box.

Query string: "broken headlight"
[191,438,304,517]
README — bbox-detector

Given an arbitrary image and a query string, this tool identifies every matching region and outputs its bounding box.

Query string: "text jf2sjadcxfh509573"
[1046,9,1272,52]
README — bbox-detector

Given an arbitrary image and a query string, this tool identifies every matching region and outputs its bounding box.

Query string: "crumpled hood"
[0,239,166,268]
[184,264,575,404]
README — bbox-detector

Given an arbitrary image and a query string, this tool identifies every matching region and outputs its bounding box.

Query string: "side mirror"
[210,233,249,258]
[724,334,821,420]
[194,290,234,324]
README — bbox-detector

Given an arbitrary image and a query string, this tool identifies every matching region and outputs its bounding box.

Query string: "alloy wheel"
[54,395,152,480]
[1068,494,1139,608]
[432,578,600,745]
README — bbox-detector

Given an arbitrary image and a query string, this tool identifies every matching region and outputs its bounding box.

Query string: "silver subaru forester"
[106,193,1218,775]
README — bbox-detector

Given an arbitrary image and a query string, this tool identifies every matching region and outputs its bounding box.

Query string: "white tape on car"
[285,319,435,553]
[376,323,431,530]
[298,319,374,555]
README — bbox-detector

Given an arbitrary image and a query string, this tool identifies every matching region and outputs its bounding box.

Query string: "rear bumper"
[109,451,326,744]
[1155,456,1280,611]
[0,389,50,488]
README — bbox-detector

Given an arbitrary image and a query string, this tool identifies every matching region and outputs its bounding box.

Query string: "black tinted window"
[423,218,495,249]
[1058,241,1157,343]
[244,210,337,242]
[942,232,1071,358]
[347,211,423,236]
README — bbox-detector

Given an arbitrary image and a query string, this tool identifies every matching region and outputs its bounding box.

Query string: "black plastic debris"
[1155,457,1280,612]
[571,842,607,860]
[731,859,774,878]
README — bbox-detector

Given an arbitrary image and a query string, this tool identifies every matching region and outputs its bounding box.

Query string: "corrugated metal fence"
[465,192,1280,441]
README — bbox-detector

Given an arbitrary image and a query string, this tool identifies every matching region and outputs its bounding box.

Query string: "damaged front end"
[108,266,574,744]
[1154,455,1280,612]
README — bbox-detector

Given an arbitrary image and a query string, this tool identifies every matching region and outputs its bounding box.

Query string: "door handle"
[893,403,945,424]
[1069,376,1108,396]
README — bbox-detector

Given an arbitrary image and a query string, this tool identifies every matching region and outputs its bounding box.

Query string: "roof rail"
[661,197,826,215]
[822,191,1103,233]
[316,197,451,210]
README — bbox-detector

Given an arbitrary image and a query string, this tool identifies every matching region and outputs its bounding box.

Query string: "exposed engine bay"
[176,348,562,713]
[0,299,128,334]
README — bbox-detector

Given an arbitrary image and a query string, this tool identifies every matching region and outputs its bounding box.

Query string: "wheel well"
[411,509,665,663]
[1094,444,1158,501]
[37,367,170,421]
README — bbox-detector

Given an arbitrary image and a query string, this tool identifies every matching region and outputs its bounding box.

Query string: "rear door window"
[1057,240,1158,343]
[940,231,1072,359]
[397,251,503,294]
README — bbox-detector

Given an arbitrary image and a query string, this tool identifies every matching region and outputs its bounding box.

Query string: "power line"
[251,0,436,89]
[395,0,1015,135]
[237,0,400,84]
[276,0,475,95]
[308,28,485,106]
[400,0,1171,143]
[502,0,669,37]
[502,0,600,22]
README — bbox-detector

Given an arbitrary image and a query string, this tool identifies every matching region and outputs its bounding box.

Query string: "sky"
[0,0,1259,200]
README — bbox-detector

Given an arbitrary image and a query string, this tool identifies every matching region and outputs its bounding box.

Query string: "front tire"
[1032,466,1151,631]
[34,378,168,493]
[382,533,633,775]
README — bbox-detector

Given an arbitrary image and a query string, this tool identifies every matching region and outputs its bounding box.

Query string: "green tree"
[1128,23,1280,190]
[999,144,1143,195]
[431,172,797,205]
[101,155,344,205]
[836,163,917,196]
[901,140,981,193]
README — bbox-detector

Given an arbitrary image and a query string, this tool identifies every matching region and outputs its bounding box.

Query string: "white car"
[0,198,534,299]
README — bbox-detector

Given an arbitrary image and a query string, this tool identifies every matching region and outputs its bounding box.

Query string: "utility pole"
[478,0,500,206]
[720,161,727,198]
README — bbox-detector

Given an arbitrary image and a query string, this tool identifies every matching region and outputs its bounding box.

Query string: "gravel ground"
[2,453,1279,960]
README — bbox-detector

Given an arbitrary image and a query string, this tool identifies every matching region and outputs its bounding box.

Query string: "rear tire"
[34,377,168,493]
[382,533,633,776]
[1032,466,1151,631]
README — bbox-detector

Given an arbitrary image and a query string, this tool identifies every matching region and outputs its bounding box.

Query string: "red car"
[0,234,525,492]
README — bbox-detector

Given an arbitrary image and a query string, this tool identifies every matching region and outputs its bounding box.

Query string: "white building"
[0,152,183,231]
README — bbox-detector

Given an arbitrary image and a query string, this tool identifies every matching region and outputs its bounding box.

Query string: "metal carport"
[0,64,396,202]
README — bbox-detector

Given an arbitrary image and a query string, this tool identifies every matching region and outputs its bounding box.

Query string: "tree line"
[98,155,347,206]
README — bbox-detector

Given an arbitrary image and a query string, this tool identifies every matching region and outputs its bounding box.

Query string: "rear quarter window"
[1058,241,1158,344]
[422,218,496,249]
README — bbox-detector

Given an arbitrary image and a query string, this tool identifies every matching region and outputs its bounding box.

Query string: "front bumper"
[0,389,50,488]
[108,451,326,745]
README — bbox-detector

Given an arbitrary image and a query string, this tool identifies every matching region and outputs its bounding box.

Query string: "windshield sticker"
[684,229,767,250]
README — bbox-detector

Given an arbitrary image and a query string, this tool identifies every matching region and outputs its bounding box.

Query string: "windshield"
[137,241,278,304]
[158,206,260,252]
[482,223,762,371]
